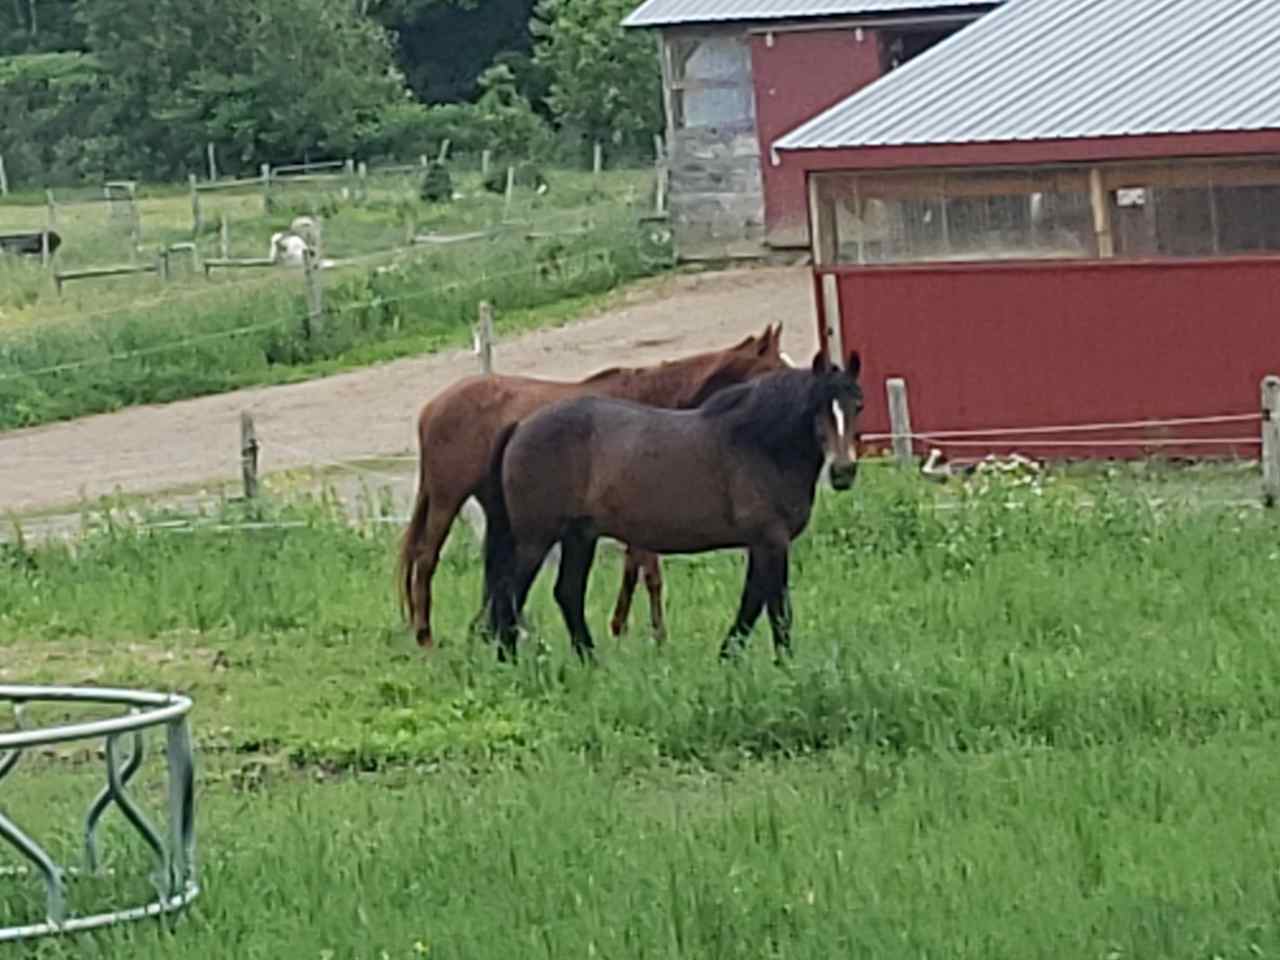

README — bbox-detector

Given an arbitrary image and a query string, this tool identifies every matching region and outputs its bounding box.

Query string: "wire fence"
[5,391,1275,552]
[0,222,673,389]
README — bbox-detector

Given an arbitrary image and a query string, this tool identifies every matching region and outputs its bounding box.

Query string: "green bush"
[419,162,454,204]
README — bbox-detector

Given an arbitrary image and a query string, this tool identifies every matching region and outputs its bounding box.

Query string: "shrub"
[419,162,454,204]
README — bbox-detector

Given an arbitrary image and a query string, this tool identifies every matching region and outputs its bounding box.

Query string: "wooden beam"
[1089,167,1115,258]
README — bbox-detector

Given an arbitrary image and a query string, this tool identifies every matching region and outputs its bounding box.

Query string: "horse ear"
[845,350,862,377]
[811,350,831,373]
[756,325,777,356]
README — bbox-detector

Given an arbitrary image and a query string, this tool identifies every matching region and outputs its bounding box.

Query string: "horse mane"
[581,332,762,386]
[699,369,824,456]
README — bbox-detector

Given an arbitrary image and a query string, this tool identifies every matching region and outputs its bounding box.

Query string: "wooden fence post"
[357,161,368,203]
[155,250,170,283]
[437,139,451,164]
[260,163,272,213]
[240,412,259,500]
[481,149,492,178]
[45,188,57,227]
[476,301,494,374]
[219,212,229,259]
[886,377,915,467]
[1263,375,1280,508]
[655,161,668,217]
[504,165,515,217]
[593,142,604,176]
[40,227,50,270]
[303,249,324,337]
[344,158,356,199]
[189,173,202,236]
[206,142,218,182]
[419,154,429,170]
[0,153,8,196]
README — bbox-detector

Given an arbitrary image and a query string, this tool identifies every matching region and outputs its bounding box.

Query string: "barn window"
[666,34,755,132]
[813,167,1095,265]
[1104,159,1280,258]
[812,156,1280,266]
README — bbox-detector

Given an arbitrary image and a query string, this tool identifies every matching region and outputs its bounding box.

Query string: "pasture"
[3,462,1279,957]
[0,164,668,430]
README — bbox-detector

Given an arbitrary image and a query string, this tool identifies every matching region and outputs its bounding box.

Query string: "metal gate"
[0,685,198,942]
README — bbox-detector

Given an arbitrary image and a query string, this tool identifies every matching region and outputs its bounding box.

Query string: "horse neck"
[722,377,827,476]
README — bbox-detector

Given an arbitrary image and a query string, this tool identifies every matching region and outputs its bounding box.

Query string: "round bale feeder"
[774,0,1280,462]
[1,685,198,943]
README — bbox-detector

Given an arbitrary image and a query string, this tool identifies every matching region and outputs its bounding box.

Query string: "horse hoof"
[415,629,434,649]
[609,619,626,638]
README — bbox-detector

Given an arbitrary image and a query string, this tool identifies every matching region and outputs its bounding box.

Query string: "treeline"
[0,0,661,186]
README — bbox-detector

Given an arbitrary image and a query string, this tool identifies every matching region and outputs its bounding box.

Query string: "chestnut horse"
[398,325,788,648]
[483,350,864,663]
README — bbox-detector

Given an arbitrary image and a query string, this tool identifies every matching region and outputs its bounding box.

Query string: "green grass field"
[3,463,1278,956]
[0,165,670,430]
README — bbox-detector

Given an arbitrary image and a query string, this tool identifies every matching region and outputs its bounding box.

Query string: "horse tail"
[398,471,432,626]
[483,422,521,633]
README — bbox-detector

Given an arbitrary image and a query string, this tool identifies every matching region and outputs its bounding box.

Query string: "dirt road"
[1,266,814,517]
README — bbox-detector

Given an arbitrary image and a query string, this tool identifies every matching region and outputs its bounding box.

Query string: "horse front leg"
[762,548,793,663]
[609,546,643,639]
[719,549,768,661]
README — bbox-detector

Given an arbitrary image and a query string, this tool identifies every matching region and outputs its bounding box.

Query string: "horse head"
[811,348,864,491]
[687,323,788,407]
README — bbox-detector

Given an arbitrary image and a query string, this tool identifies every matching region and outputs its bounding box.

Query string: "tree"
[74,0,418,176]
[0,52,117,183]
[368,0,538,105]
[0,0,85,56]
[531,0,662,155]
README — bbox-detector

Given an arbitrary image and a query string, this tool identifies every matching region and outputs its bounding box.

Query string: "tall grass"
[3,468,1278,956]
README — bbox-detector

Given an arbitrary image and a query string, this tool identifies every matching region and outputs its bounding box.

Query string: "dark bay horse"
[398,325,789,648]
[484,350,864,662]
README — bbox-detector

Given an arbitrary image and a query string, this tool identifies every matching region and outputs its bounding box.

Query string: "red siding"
[825,258,1280,460]
[751,29,884,249]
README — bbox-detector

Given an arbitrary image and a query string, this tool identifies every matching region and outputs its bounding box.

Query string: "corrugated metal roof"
[623,0,996,28]
[775,0,1280,151]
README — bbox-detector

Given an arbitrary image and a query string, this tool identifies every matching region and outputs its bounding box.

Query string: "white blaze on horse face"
[831,398,858,462]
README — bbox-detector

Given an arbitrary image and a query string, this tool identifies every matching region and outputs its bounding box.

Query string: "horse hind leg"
[554,531,600,664]
[410,496,464,648]
[493,540,555,664]
[608,547,643,639]
[640,551,666,646]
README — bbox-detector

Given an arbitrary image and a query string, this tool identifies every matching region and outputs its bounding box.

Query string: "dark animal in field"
[398,326,790,650]
[483,349,864,663]
[0,231,61,257]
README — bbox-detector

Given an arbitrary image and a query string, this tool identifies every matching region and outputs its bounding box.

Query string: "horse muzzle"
[829,462,858,490]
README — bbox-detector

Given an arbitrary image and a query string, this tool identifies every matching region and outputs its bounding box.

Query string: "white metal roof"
[623,0,996,28]
[775,0,1280,152]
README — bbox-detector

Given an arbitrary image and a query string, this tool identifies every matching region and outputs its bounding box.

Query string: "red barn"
[775,0,1280,460]
[623,0,1000,260]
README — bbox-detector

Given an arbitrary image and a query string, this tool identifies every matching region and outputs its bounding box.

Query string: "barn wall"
[824,257,1280,458]
[750,28,884,249]
[662,26,767,261]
